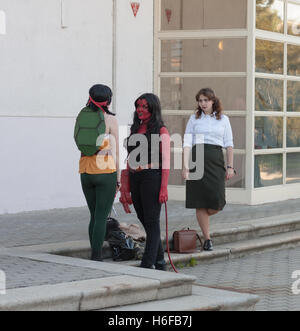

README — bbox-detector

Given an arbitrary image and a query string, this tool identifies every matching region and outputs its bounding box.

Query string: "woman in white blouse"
[182,88,235,251]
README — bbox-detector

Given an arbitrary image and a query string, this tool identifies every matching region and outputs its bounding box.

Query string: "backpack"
[107,230,141,261]
[105,217,142,261]
[105,217,121,241]
[74,107,106,156]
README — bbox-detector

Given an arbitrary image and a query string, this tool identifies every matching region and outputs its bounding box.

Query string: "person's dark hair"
[195,88,222,120]
[87,84,115,116]
[129,93,165,136]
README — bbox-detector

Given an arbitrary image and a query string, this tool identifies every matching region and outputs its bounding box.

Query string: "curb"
[103,285,260,312]
[0,276,161,311]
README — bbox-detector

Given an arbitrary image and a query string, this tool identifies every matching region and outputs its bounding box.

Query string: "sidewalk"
[1,198,300,248]
[1,198,300,311]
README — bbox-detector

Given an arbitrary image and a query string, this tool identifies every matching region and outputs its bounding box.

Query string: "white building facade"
[1,0,300,214]
[0,0,154,214]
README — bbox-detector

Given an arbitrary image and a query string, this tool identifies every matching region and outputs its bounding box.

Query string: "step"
[0,250,196,311]
[116,229,300,268]
[162,212,300,246]
[26,212,300,259]
[207,212,300,245]
[0,276,161,311]
[218,229,300,258]
[18,215,300,267]
[103,285,260,312]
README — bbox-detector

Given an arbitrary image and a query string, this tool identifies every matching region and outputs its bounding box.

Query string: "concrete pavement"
[1,198,300,310]
[180,246,300,311]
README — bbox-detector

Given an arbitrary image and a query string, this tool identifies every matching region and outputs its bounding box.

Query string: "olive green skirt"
[186,144,226,210]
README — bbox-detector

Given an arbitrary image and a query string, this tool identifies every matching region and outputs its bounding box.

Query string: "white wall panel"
[0,117,85,214]
[115,0,154,127]
[0,0,155,213]
[0,0,113,117]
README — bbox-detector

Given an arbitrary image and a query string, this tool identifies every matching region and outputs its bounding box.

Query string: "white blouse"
[183,113,234,148]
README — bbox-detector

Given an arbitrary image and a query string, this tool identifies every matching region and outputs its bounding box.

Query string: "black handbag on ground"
[107,230,140,261]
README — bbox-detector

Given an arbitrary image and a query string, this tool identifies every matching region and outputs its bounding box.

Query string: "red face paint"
[136,99,151,121]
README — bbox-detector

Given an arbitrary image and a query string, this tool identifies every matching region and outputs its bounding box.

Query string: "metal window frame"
[254,0,300,193]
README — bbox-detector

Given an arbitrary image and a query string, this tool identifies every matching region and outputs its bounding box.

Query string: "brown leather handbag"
[173,228,203,253]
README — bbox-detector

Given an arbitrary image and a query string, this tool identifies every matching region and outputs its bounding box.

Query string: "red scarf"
[88,96,108,113]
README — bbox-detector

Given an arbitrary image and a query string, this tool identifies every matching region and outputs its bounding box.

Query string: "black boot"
[203,239,213,251]
[155,260,167,271]
[139,262,155,269]
[91,250,103,262]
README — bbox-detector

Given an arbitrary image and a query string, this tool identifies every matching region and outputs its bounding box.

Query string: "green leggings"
[80,172,117,253]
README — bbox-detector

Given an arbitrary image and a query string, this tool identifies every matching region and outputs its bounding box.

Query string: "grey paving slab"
[181,246,300,311]
[0,255,119,290]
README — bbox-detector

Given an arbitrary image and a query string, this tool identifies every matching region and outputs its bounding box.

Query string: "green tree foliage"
[256,0,284,33]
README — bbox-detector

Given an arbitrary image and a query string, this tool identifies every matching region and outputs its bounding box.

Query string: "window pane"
[287,81,300,112]
[287,153,300,184]
[226,154,245,188]
[256,39,284,74]
[287,2,300,36]
[255,78,283,112]
[229,116,246,149]
[160,77,246,111]
[255,117,283,149]
[287,44,300,76]
[161,39,247,73]
[163,114,190,137]
[161,0,247,31]
[254,154,283,187]
[169,151,184,185]
[163,114,246,149]
[256,0,284,33]
[287,117,300,148]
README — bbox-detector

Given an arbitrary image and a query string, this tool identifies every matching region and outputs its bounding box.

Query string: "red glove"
[119,169,133,214]
[159,169,169,203]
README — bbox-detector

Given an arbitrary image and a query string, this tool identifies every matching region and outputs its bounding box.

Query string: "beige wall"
[161,0,247,30]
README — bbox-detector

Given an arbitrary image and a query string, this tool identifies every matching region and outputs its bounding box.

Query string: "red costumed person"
[119,94,170,270]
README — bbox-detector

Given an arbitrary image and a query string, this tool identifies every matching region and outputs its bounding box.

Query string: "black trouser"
[129,169,164,267]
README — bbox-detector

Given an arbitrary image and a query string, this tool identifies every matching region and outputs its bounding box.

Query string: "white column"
[246,0,256,204]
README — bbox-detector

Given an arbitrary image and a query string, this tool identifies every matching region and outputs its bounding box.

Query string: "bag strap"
[196,233,203,250]
[179,227,191,231]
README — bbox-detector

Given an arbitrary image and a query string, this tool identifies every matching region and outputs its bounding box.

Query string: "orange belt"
[129,163,160,173]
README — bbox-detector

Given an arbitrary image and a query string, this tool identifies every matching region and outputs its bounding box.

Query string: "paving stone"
[182,246,300,311]
[0,255,119,290]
